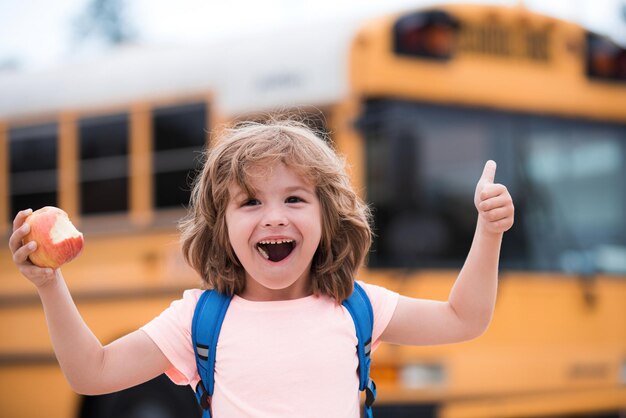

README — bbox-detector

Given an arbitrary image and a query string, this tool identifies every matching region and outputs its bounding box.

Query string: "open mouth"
[256,239,295,262]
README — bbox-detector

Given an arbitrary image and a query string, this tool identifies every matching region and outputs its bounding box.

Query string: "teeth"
[257,246,269,259]
[258,239,294,245]
[256,240,294,260]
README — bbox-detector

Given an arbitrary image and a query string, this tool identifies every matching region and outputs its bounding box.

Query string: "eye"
[285,196,304,204]
[242,198,261,207]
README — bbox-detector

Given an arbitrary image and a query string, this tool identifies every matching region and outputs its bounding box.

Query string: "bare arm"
[9,209,171,395]
[381,161,514,345]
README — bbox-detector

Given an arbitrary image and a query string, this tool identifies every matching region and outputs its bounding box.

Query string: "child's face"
[225,163,322,300]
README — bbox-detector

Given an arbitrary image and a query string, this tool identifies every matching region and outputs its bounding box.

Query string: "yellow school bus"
[1,3,625,418]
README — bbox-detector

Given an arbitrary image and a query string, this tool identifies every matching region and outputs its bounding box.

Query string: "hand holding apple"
[22,206,84,269]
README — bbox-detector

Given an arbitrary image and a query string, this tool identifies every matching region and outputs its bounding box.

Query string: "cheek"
[225,211,257,254]
[224,212,241,249]
[305,209,323,245]
[225,217,240,248]
[223,221,246,267]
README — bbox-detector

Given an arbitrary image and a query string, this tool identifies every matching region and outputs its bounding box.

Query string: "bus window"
[9,123,58,218]
[79,113,129,215]
[360,100,510,269]
[360,98,626,275]
[520,118,626,274]
[152,102,207,209]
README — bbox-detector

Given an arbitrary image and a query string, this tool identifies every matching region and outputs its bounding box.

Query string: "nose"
[262,204,289,227]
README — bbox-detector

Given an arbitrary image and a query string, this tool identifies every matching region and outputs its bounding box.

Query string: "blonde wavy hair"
[179,119,372,302]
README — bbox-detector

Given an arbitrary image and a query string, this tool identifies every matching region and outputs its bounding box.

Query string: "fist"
[474,161,514,234]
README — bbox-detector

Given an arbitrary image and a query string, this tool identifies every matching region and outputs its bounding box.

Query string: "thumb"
[480,160,497,184]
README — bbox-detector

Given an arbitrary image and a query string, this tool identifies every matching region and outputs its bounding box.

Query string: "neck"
[240,278,313,301]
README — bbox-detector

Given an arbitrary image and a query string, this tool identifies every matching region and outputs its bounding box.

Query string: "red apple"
[23,206,84,269]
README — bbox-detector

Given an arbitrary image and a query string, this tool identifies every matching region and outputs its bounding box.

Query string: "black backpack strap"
[192,289,232,417]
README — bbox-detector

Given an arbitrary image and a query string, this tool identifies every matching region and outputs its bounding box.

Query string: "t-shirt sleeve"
[141,289,203,386]
[357,280,399,352]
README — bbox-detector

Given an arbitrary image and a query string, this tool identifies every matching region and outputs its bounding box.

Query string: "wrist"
[475,219,504,242]
[35,269,64,293]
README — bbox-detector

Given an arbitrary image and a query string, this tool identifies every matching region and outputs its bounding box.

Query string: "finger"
[19,264,55,281]
[480,160,497,184]
[12,208,33,232]
[12,240,37,265]
[479,199,511,215]
[9,222,32,254]
[490,216,514,233]
[479,183,508,202]
[481,206,513,223]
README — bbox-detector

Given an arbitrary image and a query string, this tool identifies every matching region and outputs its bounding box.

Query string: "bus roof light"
[393,10,460,60]
[586,32,626,83]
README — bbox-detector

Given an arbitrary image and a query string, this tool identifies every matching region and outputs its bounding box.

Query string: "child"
[9,119,514,416]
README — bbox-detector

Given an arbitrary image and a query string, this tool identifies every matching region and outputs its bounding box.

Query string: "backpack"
[191,281,377,418]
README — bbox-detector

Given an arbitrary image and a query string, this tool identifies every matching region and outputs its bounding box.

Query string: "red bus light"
[586,32,626,82]
[393,10,460,60]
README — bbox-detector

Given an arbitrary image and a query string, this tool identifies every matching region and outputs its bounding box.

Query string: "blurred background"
[1,0,625,72]
[1,1,625,417]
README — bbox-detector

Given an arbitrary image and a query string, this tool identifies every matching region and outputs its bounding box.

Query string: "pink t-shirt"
[141,281,399,417]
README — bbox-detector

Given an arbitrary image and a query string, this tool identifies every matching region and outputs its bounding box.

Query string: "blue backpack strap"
[342,281,377,418]
[192,289,232,418]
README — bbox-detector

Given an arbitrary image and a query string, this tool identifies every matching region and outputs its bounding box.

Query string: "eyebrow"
[230,185,315,201]
[230,188,251,202]
[284,185,316,195]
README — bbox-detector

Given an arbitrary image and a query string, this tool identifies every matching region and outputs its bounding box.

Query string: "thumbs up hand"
[474,160,514,235]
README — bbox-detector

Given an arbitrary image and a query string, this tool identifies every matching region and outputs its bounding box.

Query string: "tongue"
[261,242,293,262]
